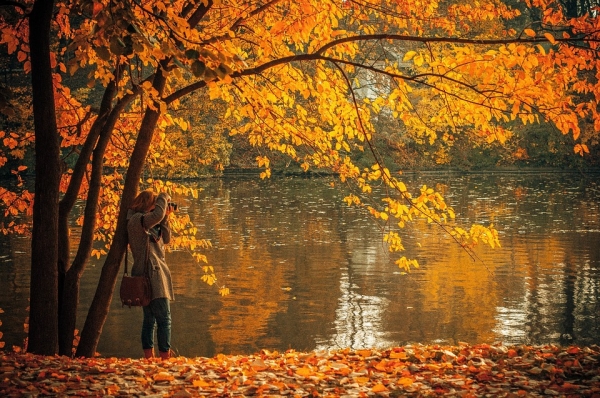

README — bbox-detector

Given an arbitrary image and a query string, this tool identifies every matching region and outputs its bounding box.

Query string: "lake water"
[0,172,599,358]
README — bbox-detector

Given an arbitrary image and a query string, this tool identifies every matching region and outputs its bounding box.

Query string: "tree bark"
[58,114,112,356]
[57,93,106,356]
[28,0,60,355]
[76,70,167,357]
[58,89,137,355]
[58,80,117,277]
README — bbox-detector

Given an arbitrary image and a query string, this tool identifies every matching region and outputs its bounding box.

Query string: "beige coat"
[126,193,174,301]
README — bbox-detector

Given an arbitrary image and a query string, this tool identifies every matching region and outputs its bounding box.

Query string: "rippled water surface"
[0,173,599,357]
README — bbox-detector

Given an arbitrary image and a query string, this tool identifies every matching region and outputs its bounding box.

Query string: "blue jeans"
[142,298,171,353]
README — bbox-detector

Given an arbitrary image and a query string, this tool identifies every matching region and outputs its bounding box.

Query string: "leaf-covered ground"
[1,343,600,397]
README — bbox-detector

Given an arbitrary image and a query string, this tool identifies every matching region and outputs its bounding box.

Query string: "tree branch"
[204,0,283,43]
[186,0,213,27]
[0,0,28,12]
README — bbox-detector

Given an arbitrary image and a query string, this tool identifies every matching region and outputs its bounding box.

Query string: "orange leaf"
[92,1,104,17]
[389,351,408,360]
[356,349,371,357]
[562,382,580,390]
[193,379,210,387]
[398,377,414,386]
[154,372,174,381]
[296,367,313,377]
[372,383,388,392]
[250,359,267,371]
[544,32,557,45]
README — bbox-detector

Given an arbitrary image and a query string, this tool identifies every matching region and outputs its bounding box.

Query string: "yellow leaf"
[403,51,417,61]
[524,28,536,37]
[536,44,546,55]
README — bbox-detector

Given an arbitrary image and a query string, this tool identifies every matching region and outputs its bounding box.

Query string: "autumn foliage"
[0,0,599,356]
[2,344,600,396]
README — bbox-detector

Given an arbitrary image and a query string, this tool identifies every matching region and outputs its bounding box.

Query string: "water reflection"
[0,173,599,357]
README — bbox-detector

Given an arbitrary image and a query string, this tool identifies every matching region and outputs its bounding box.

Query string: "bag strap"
[123,222,131,276]
[124,246,129,275]
[143,215,151,277]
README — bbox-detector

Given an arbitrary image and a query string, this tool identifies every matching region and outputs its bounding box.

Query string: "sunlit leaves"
[201,265,229,296]
[384,231,405,252]
[1,0,599,292]
[574,143,590,156]
[0,187,33,234]
[451,224,501,249]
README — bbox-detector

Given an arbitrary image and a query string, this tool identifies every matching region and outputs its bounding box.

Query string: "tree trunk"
[76,70,167,357]
[56,80,124,356]
[28,0,60,355]
[57,117,101,355]
[58,94,128,356]
[58,270,80,356]
[57,129,107,356]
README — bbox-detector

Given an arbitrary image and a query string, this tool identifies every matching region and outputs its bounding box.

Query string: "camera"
[168,202,178,211]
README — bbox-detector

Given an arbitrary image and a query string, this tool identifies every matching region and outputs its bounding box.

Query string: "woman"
[127,190,174,360]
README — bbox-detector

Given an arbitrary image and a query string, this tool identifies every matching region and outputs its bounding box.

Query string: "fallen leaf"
[154,372,174,381]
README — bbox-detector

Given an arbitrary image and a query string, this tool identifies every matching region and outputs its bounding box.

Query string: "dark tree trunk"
[58,91,134,356]
[76,70,167,357]
[28,0,60,355]
[58,271,80,356]
[57,111,102,356]
[57,80,118,356]
[58,126,108,356]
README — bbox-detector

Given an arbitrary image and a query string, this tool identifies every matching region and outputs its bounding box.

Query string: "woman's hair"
[131,190,156,213]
